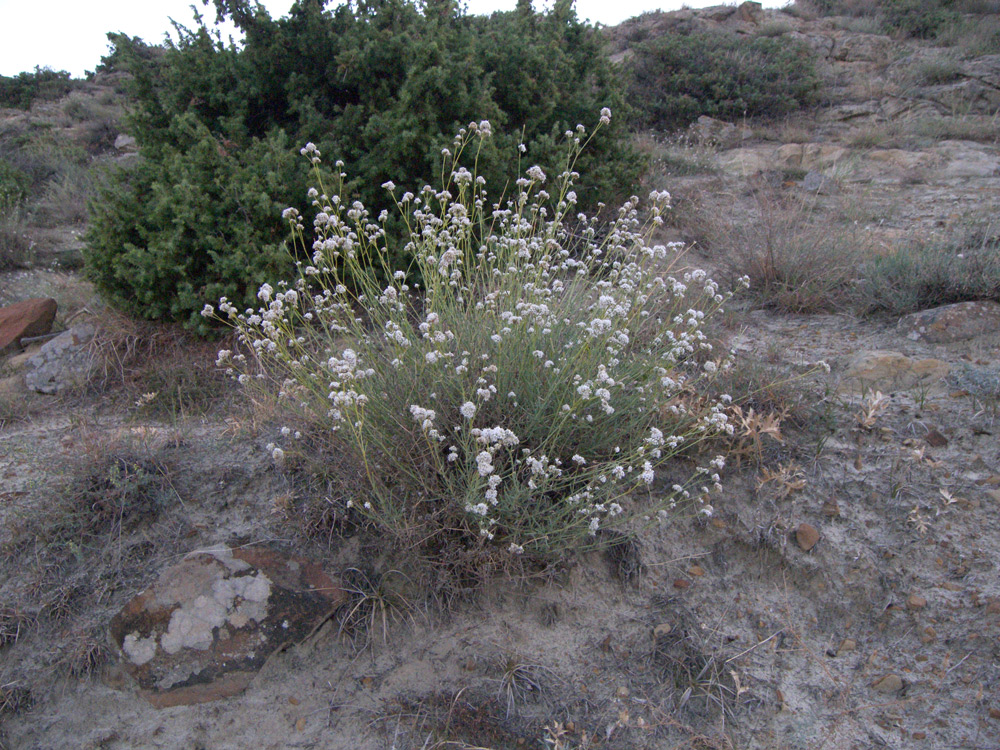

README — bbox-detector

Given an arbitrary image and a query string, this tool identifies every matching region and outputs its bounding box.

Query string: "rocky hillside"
[1,3,999,749]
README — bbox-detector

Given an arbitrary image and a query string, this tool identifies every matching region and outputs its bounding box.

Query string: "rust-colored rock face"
[109,546,344,708]
[0,298,57,354]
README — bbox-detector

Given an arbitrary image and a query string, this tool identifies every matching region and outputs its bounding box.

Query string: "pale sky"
[1,0,789,78]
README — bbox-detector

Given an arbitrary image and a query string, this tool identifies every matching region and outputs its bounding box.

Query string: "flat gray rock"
[24,323,96,394]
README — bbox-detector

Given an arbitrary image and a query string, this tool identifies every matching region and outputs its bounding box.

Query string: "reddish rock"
[923,428,949,448]
[0,298,57,354]
[796,523,820,551]
[898,301,1000,344]
[110,546,343,708]
[907,594,927,610]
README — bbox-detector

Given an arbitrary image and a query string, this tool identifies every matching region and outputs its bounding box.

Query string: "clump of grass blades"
[336,567,420,649]
[208,113,740,570]
[855,219,1000,316]
[714,194,867,314]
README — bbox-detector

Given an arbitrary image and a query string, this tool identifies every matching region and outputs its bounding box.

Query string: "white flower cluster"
[210,109,736,555]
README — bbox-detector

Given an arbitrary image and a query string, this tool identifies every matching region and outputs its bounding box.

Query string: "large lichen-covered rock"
[898,301,1000,344]
[109,546,343,708]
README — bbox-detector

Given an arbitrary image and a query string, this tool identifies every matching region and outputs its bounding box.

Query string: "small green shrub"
[881,0,959,39]
[0,203,34,271]
[855,219,1000,316]
[0,160,30,206]
[0,68,75,110]
[627,31,820,130]
[207,118,739,570]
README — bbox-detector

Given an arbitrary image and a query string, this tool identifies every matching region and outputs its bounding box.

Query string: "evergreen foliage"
[626,31,820,130]
[0,68,75,110]
[84,0,643,332]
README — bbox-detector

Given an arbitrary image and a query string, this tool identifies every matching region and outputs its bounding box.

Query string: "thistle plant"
[204,111,745,564]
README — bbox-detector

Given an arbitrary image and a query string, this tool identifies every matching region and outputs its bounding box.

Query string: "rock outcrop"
[898,301,1000,343]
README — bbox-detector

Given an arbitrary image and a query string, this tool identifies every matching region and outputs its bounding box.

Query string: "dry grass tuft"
[336,567,421,650]
[710,190,870,313]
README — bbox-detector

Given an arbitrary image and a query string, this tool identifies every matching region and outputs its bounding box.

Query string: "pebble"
[872,674,904,693]
[921,626,937,644]
[821,500,840,517]
[907,594,927,609]
[838,638,857,655]
[673,579,690,589]
[653,623,673,639]
[796,523,820,551]
[923,429,949,447]
[688,565,705,576]
[989,708,1000,720]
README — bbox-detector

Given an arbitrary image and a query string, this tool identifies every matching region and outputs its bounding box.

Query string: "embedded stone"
[796,523,820,551]
[109,546,343,708]
[0,298,57,354]
[688,116,749,149]
[898,301,1000,344]
[871,673,904,693]
[840,350,950,392]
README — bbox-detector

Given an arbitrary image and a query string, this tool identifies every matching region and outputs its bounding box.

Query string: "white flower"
[599,107,611,124]
[460,401,476,419]
[527,165,546,183]
[476,451,494,477]
[641,461,654,485]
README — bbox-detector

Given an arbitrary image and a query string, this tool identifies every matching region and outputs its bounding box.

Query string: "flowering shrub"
[205,114,744,564]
